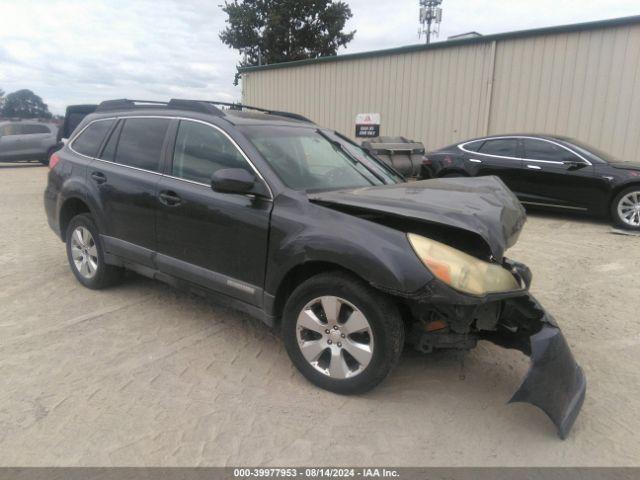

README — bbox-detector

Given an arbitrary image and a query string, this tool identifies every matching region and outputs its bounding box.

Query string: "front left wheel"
[282,272,404,394]
[65,214,123,289]
[612,186,640,230]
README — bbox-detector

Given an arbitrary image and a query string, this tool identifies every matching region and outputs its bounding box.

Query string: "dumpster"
[361,136,426,178]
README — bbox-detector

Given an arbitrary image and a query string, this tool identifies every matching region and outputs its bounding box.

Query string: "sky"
[1,0,639,115]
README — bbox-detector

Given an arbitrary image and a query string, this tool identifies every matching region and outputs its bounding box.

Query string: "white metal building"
[241,15,640,162]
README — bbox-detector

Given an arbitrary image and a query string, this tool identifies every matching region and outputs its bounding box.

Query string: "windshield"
[240,125,396,191]
[327,132,404,184]
[559,137,620,164]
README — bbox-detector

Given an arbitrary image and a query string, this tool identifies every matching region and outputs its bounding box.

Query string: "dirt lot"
[1,163,639,466]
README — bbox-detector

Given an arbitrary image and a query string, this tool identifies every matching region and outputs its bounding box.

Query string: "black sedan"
[421,134,640,230]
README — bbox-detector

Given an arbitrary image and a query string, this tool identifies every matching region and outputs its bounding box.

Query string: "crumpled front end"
[404,260,586,439]
[309,175,527,260]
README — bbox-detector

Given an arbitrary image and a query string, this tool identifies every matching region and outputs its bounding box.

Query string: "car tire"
[65,214,124,289]
[282,271,404,394]
[611,186,640,230]
[441,172,466,178]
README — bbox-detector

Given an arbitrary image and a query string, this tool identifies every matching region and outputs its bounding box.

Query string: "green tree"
[1,89,52,119]
[220,0,355,84]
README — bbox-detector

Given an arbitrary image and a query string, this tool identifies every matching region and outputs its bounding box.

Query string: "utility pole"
[418,0,443,44]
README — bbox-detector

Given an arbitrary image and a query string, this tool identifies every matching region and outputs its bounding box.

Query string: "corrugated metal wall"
[242,20,640,162]
[489,25,640,161]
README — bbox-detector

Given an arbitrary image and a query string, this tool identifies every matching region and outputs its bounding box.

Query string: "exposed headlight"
[407,233,521,296]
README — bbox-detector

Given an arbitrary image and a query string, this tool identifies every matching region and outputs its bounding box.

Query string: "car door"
[20,124,51,158]
[86,117,172,266]
[15,124,38,159]
[463,138,523,193]
[516,138,607,212]
[155,119,273,306]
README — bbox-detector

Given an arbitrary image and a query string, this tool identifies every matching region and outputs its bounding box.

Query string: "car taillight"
[422,157,432,165]
[49,153,60,170]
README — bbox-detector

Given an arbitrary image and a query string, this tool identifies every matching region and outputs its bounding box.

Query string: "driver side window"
[172,120,249,184]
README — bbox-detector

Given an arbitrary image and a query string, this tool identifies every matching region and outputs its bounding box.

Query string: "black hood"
[309,176,527,259]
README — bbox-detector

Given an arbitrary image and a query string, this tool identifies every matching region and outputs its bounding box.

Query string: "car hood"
[608,161,640,171]
[308,176,527,259]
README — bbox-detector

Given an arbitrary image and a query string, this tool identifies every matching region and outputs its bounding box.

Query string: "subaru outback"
[44,99,585,438]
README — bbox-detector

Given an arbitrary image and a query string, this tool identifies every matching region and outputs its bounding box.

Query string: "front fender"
[265,193,432,296]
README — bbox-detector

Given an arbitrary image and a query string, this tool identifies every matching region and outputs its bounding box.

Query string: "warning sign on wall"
[355,113,381,138]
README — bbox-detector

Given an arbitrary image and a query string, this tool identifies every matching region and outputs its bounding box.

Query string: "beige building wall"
[242,18,640,162]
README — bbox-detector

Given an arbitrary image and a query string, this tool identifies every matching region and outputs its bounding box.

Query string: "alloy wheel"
[296,296,374,379]
[617,191,640,227]
[70,226,99,279]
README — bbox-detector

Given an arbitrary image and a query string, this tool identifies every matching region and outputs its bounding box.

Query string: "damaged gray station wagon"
[44,99,586,438]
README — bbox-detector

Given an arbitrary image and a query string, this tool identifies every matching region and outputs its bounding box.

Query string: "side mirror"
[563,160,585,169]
[211,168,257,195]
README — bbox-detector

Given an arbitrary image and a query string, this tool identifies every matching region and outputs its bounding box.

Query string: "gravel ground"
[1,163,639,466]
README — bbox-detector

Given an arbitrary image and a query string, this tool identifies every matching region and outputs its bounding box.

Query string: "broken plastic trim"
[509,324,587,439]
[407,273,586,439]
[480,296,586,439]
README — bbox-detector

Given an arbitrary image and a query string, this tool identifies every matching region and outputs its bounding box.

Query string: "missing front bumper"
[408,283,586,439]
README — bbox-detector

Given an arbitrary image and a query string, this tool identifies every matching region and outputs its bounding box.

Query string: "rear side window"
[478,139,518,157]
[99,121,122,162]
[463,140,484,152]
[72,120,115,157]
[3,124,26,135]
[115,118,170,172]
[172,120,248,183]
[0,124,17,136]
[21,124,51,134]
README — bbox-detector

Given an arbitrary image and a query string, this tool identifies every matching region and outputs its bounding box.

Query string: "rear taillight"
[49,153,60,170]
[422,157,432,165]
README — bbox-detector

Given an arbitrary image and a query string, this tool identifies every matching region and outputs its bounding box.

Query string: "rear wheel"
[611,186,640,230]
[282,272,404,394]
[65,214,123,289]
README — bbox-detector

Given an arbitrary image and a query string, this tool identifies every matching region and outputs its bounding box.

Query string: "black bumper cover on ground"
[509,324,586,439]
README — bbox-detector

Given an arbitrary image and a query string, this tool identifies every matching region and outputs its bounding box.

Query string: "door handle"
[526,164,542,170]
[159,190,182,206]
[469,158,482,163]
[91,171,107,184]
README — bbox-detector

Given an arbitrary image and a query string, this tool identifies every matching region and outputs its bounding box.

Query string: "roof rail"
[166,99,224,116]
[94,98,309,122]
[196,100,314,123]
[96,99,166,111]
[95,98,224,116]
